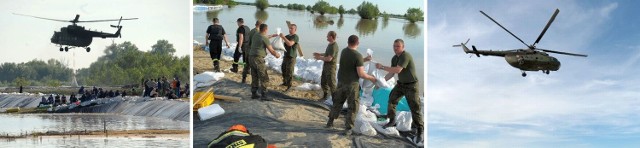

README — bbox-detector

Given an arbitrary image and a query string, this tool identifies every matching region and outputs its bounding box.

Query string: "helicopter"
[14,13,138,52]
[453,9,587,77]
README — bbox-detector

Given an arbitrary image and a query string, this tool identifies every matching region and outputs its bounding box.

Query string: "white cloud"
[428,0,640,147]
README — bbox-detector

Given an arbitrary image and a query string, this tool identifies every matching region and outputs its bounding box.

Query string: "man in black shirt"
[231,18,251,73]
[206,18,230,72]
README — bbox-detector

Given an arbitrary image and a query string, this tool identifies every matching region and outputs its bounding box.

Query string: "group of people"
[206,18,422,143]
[38,86,128,107]
[142,76,188,99]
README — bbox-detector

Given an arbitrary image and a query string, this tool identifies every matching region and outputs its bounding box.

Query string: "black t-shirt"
[236,25,250,45]
[206,25,225,41]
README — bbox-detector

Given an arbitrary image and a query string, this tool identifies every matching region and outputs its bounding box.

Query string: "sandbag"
[395,111,413,131]
[354,104,377,136]
[372,87,411,115]
[194,72,225,84]
[372,119,400,137]
[198,104,225,121]
[293,83,321,91]
[271,28,285,51]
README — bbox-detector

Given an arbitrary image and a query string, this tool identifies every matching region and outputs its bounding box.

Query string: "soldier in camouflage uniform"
[376,39,423,144]
[277,23,300,91]
[249,23,281,101]
[314,31,339,99]
[326,35,376,136]
[242,20,262,84]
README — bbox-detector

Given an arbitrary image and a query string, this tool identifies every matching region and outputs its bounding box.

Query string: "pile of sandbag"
[194,71,225,88]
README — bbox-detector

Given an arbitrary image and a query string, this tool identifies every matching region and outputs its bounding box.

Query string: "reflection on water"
[313,15,333,30]
[355,19,378,37]
[206,10,222,21]
[1,136,188,147]
[337,17,344,29]
[0,114,188,136]
[255,10,269,21]
[403,23,421,39]
[382,18,389,30]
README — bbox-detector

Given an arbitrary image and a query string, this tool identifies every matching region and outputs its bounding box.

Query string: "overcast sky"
[429,0,640,147]
[0,0,190,69]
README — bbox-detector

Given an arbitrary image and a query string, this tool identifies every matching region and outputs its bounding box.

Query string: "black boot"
[322,92,328,99]
[251,90,259,99]
[241,75,247,84]
[325,118,334,128]
[260,91,272,101]
[383,119,396,129]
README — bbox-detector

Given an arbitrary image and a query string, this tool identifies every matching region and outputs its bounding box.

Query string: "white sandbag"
[294,83,321,91]
[194,72,225,84]
[198,104,225,121]
[355,120,377,136]
[395,111,413,132]
[372,119,401,137]
[271,28,285,51]
[323,96,347,109]
[373,72,392,88]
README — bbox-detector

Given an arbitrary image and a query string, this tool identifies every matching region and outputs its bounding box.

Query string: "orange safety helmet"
[228,124,248,133]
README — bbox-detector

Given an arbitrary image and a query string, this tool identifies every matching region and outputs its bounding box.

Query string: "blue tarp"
[372,87,411,115]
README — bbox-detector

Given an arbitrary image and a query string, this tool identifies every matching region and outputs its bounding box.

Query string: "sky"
[0,0,190,69]
[428,0,640,147]
[233,0,424,15]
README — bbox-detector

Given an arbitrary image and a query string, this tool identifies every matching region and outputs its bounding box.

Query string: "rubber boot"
[383,119,396,129]
[241,75,247,84]
[251,90,259,99]
[325,118,334,128]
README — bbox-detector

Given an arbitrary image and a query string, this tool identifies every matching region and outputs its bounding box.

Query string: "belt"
[397,81,417,85]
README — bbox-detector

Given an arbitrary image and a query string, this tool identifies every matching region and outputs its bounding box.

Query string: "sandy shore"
[193,49,416,147]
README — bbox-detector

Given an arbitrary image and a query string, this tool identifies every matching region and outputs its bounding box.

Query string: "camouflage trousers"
[250,56,269,94]
[281,56,296,87]
[328,82,360,130]
[241,48,251,79]
[388,82,423,134]
[320,63,336,96]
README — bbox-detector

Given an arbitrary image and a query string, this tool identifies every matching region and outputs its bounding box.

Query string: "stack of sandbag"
[353,104,378,136]
[194,71,225,88]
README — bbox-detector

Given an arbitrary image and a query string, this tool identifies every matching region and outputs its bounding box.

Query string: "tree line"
[0,59,73,87]
[76,40,189,87]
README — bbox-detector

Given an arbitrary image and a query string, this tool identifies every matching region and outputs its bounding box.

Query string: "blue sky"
[428,0,640,147]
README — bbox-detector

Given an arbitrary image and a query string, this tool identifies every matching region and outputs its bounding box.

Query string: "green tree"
[151,40,176,55]
[13,77,30,87]
[406,8,424,23]
[312,1,331,15]
[338,5,345,17]
[306,5,312,11]
[357,1,380,19]
[255,0,269,10]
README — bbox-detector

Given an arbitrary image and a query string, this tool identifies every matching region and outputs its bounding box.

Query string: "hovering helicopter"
[14,13,138,52]
[453,9,587,77]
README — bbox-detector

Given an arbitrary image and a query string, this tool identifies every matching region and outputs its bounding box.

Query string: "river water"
[193,5,424,93]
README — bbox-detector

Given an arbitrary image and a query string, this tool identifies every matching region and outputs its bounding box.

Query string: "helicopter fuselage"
[51,25,93,47]
[504,49,560,72]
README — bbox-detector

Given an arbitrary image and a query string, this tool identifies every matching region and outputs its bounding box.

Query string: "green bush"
[338,5,345,17]
[406,8,424,23]
[255,0,269,10]
[357,1,380,19]
[312,1,331,15]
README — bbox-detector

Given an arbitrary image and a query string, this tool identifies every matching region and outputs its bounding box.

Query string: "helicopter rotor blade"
[533,9,560,47]
[77,17,138,23]
[13,13,70,22]
[539,49,588,57]
[479,11,531,48]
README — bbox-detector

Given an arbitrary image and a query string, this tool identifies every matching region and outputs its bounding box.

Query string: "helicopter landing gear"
[85,47,91,52]
[544,70,550,75]
[59,47,63,51]
[64,47,69,52]
[521,71,527,77]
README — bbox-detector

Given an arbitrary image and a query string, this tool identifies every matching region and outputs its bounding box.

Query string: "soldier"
[314,31,339,99]
[326,35,376,136]
[249,23,281,101]
[206,18,230,72]
[277,22,301,91]
[231,18,251,73]
[376,39,423,144]
[242,20,262,84]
